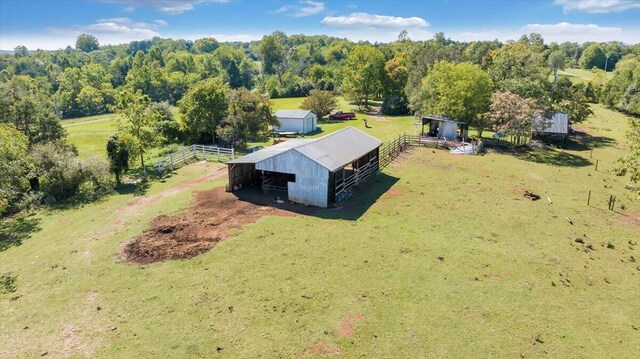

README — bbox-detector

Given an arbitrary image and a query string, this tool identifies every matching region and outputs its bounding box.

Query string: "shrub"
[381,93,409,116]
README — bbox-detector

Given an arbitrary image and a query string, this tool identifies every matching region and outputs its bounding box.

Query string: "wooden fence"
[379,133,482,169]
[335,156,379,203]
[156,144,235,173]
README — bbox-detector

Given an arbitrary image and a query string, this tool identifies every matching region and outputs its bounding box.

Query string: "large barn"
[227,127,382,207]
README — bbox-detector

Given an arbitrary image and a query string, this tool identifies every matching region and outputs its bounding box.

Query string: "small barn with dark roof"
[227,127,382,207]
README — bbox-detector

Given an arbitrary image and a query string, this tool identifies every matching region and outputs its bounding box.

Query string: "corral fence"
[379,133,481,169]
[156,144,235,173]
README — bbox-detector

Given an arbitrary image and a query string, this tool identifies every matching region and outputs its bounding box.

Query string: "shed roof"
[228,126,382,171]
[275,109,313,119]
[533,112,568,134]
[422,115,467,125]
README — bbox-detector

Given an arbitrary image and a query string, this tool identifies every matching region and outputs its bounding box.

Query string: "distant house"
[533,112,569,142]
[227,127,382,208]
[274,110,318,134]
[420,115,469,140]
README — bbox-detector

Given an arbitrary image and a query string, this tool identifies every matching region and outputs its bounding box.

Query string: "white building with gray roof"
[274,109,318,134]
[227,127,382,207]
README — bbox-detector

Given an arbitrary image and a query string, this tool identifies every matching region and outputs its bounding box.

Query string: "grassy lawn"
[2,103,639,358]
[62,113,120,158]
[558,68,614,84]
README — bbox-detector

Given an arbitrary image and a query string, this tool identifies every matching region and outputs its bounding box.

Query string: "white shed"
[274,110,317,134]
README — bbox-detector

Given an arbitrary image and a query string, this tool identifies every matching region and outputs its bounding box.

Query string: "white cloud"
[43,17,168,47]
[274,1,325,17]
[554,0,640,13]
[521,22,631,43]
[320,12,429,42]
[322,12,429,28]
[182,33,264,42]
[451,22,639,44]
[98,0,228,15]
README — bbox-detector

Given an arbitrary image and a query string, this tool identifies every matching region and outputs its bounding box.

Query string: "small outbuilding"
[227,127,382,208]
[420,115,469,141]
[532,112,569,143]
[274,110,318,134]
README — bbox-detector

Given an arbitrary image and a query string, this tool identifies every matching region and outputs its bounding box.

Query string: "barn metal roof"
[533,112,568,134]
[274,109,313,119]
[227,139,313,164]
[228,127,383,171]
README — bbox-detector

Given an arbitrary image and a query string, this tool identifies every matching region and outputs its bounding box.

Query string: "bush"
[31,141,111,202]
[381,93,409,115]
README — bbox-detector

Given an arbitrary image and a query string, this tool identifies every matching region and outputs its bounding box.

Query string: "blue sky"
[0,0,639,50]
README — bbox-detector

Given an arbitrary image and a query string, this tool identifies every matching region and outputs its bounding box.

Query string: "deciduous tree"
[112,90,162,177]
[179,78,228,144]
[300,90,337,120]
[488,91,541,144]
[409,61,493,136]
[342,45,385,109]
[75,34,99,52]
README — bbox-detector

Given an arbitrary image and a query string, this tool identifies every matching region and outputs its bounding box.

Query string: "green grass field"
[558,68,614,84]
[3,103,638,358]
[62,113,120,158]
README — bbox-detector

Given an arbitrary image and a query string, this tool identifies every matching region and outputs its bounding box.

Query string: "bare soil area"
[120,187,293,264]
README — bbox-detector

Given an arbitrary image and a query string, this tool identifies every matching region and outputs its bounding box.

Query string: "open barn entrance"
[261,171,294,197]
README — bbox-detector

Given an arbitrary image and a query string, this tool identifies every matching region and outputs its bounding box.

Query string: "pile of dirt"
[120,187,291,264]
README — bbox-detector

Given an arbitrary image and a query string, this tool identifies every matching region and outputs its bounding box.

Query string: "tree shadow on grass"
[123,167,177,196]
[0,215,41,252]
[515,148,593,167]
[568,130,617,151]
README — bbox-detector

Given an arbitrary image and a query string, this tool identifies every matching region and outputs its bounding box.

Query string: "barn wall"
[276,117,304,133]
[256,150,329,207]
[227,163,257,189]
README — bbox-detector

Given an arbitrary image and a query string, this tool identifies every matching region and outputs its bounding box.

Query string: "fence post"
[202,145,205,160]
[182,148,186,163]
[170,153,174,170]
[590,149,593,159]
[232,147,235,159]
[217,146,220,161]
[587,190,591,206]
[595,159,599,171]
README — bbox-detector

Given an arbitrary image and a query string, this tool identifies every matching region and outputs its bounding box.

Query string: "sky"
[0,0,639,50]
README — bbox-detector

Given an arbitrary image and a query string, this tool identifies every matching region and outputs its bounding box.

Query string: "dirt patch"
[62,325,81,356]
[86,290,98,302]
[119,187,292,264]
[387,188,404,197]
[335,313,365,339]
[528,173,543,181]
[114,167,227,222]
[618,209,640,230]
[301,341,341,357]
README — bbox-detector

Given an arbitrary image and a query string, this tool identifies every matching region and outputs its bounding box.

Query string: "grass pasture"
[62,113,120,158]
[2,103,639,358]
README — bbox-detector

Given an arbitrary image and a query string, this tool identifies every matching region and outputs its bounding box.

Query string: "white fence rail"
[156,144,235,173]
